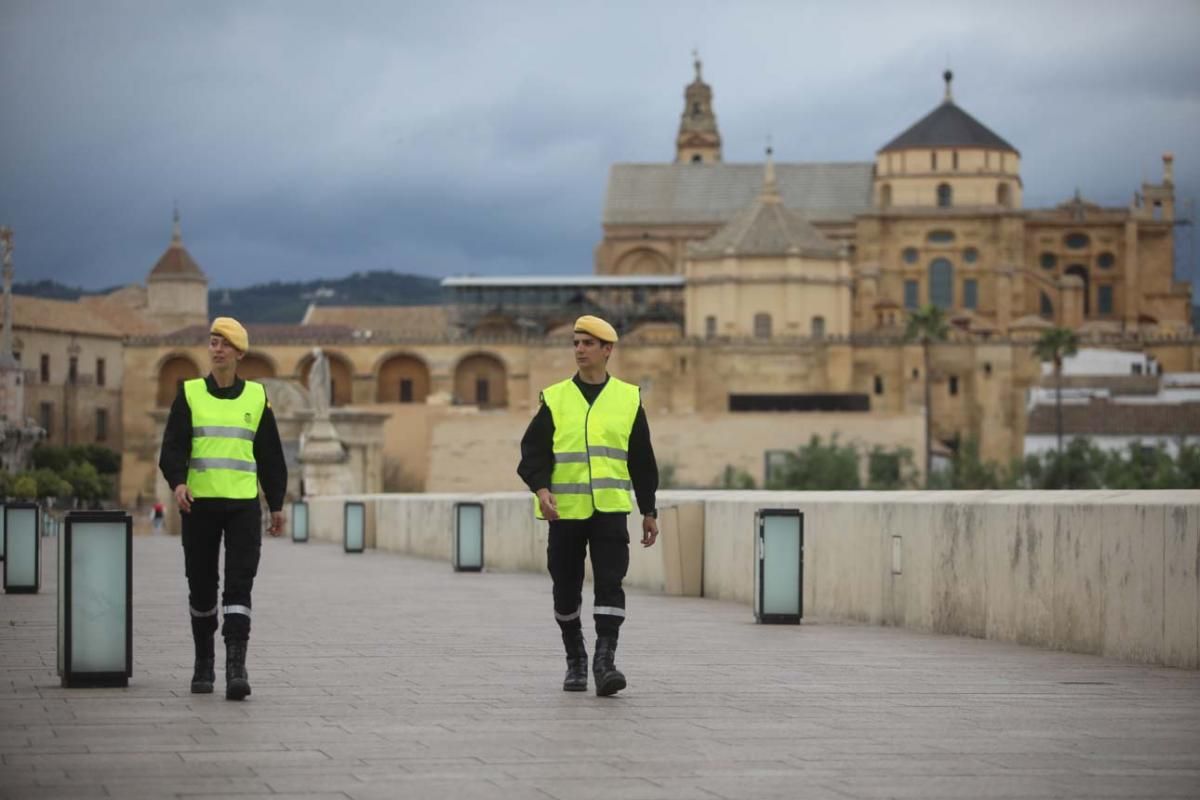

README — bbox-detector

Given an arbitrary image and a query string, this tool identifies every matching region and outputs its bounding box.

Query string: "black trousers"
[182,502,262,643]
[547,512,630,640]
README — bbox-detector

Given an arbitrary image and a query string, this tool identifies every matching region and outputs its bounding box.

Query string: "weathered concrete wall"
[300,489,1200,669]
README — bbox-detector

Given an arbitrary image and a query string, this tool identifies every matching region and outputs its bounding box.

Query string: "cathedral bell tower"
[675,53,722,164]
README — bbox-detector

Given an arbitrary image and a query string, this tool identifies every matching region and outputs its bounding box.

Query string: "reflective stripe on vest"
[535,376,639,520]
[185,378,266,500]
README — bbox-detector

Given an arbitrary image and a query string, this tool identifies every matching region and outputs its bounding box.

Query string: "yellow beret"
[210,317,249,352]
[574,315,618,343]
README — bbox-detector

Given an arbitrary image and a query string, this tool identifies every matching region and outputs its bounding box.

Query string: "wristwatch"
[644,509,658,519]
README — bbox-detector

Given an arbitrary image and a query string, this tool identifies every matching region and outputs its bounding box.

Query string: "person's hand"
[267,511,284,536]
[641,514,659,548]
[537,489,559,521]
[173,483,193,513]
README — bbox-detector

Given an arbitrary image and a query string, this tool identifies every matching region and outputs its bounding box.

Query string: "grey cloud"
[1,0,1198,289]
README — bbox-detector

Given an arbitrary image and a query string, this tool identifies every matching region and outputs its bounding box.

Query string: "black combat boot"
[225,640,251,701]
[562,630,588,692]
[190,626,215,694]
[593,636,626,697]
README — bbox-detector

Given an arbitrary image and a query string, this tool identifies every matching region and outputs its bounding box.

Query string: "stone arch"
[615,247,671,275]
[376,351,431,404]
[295,350,354,407]
[238,352,277,382]
[1065,264,1090,315]
[156,353,201,408]
[453,352,508,408]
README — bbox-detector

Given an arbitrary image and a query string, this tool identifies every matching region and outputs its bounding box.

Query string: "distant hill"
[12,279,121,300]
[15,270,444,324]
[208,271,443,323]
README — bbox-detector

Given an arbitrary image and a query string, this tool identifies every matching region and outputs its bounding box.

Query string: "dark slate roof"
[603,162,873,226]
[879,101,1017,154]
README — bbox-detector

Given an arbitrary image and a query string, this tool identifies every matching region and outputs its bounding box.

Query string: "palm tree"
[1034,327,1080,454]
[904,304,950,482]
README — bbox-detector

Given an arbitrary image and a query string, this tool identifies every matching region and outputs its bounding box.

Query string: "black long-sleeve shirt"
[158,374,288,512]
[517,374,658,515]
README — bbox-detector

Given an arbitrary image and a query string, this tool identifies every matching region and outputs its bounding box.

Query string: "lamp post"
[3,502,41,593]
[343,501,365,553]
[291,500,309,543]
[452,502,484,572]
[58,511,133,687]
[753,508,803,624]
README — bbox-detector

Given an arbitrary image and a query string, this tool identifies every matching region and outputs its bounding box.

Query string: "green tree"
[30,469,74,500]
[866,446,918,490]
[767,435,861,490]
[1176,441,1200,488]
[71,444,121,475]
[717,464,757,490]
[1032,327,1080,454]
[926,438,1009,489]
[1102,441,1188,489]
[904,304,950,481]
[1024,438,1107,489]
[12,475,37,499]
[63,461,107,505]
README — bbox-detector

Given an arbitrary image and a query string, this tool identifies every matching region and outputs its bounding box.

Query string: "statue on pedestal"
[298,347,352,496]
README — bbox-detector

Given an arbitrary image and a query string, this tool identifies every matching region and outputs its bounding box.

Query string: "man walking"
[518,315,659,696]
[158,317,287,700]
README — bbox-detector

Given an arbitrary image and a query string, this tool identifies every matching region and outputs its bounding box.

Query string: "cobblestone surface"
[2,534,1198,799]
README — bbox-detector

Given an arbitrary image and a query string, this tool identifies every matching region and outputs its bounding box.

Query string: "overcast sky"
[2,0,1198,291]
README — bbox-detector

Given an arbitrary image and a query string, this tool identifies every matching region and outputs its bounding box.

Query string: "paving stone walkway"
[2,533,1199,799]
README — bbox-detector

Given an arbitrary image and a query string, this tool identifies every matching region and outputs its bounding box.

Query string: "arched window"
[691,153,703,164]
[937,183,953,208]
[810,316,826,339]
[1065,265,1090,316]
[880,183,892,208]
[753,313,772,339]
[997,183,1011,208]
[156,355,200,408]
[376,353,431,404]
[928,258,954,308]
[454,353,508,408]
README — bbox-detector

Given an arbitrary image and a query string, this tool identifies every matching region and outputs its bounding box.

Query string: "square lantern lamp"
[452,502,484,572]
[292,500,309,543]
[57,511,133,688]
[753,508,803,624]
[344,501,365,553]
[3,503,41,593]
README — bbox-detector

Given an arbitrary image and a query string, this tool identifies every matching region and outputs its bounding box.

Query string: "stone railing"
[300,489,1199,669]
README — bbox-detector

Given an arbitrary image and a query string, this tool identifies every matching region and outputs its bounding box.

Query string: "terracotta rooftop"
[3,295,125,338]
[1027,397,1200,437]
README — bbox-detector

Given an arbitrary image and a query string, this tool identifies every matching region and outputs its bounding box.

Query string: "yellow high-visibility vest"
[535,376,639,520]
[184,378,266,500]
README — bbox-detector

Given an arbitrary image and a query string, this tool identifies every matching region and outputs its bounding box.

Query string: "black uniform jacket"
[158,374,288,512]
[517,374,658,515]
